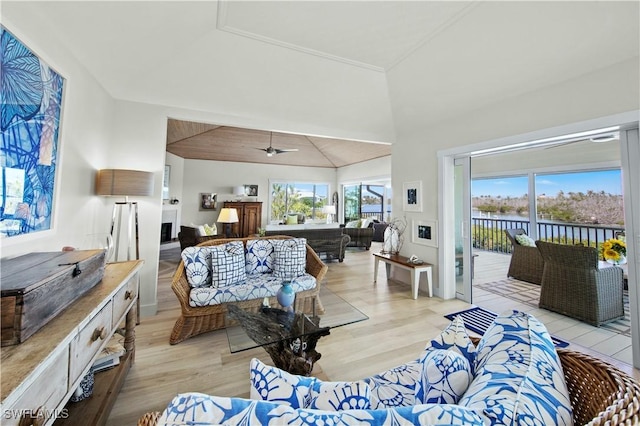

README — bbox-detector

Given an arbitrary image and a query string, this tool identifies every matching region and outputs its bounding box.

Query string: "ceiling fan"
[257,132,299,157]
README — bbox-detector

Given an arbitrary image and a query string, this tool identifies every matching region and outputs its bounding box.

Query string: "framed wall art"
[402,181,422,212]
[412,219,438,248]
[244,184,258,197]
[1,25,66,238]
[199,193,217,210]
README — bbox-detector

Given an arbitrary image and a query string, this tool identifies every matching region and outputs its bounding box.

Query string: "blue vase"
[277,281,296,309]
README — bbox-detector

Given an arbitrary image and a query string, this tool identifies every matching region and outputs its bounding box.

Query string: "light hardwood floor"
[106,243,639,424]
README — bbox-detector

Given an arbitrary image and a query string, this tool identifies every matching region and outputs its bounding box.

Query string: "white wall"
[179,159,338,227]
[387,58,639,296]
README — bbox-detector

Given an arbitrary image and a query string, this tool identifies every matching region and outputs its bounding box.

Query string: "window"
[270,182,330,223]
[343,184,388,222]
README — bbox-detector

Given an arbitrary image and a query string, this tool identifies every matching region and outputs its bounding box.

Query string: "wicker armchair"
[536,240,624,326]
[170,236,328,345]
[137,347,640,426]
[504,228,544,285]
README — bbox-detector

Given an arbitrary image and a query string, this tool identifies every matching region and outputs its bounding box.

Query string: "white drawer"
[2,349,69,426]
[69,302,112,384]
[112,275,137,328]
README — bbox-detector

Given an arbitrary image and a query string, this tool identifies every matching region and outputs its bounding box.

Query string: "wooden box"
[1,250,106,346]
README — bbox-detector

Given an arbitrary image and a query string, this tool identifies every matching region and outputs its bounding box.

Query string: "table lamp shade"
[218,208,239,223]
[322,205,336,215]
[95,169,154,197]
[234,186,245,197]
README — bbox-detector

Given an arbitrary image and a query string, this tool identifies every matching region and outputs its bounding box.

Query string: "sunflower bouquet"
[600,238,627,264]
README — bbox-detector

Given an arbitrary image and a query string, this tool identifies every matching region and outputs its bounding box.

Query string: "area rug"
[445,306,570,348]
[475,278,631,337]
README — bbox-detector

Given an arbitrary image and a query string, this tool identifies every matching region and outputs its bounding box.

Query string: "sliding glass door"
[455,157,472,302]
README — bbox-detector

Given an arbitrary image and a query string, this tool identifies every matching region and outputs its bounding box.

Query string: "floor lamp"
[95,169,154,261]
[218,208,239,237]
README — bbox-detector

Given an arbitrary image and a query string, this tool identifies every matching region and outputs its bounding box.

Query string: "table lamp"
[95,169,154,261]
[323,205,336,224]
[218,208,239,237]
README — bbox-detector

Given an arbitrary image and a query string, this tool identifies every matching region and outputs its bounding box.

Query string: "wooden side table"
[373,253,433,299]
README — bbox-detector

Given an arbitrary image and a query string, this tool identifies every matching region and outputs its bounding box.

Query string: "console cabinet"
[0,260,143,426]
[223,201,262,237]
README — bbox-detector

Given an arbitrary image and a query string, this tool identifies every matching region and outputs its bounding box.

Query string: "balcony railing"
[472,217,624,254]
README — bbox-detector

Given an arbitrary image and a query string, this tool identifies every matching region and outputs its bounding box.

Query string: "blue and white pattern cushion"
[422,316,476,368]
[458,310,573,425]
[249,358,314,408]
[210,241,246,287]
[158,392,487,425]
[363,360,422,409]
[418,349,472,404]
[272,238,307,279]
[180,247,211,288]
[189,273,316,307]
[308,380,371,411]
[246,239,275,274]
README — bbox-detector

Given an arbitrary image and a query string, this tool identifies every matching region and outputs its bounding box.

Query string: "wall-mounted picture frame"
[1,25,66,238]
[403,181,422,212]
[199,193,217,210]
[412,220,438,248]
[244,184,258,197]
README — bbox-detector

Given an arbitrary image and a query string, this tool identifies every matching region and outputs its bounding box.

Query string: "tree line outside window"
[270,182,330,223]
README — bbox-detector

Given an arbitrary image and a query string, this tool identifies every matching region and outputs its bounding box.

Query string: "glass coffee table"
[226,286,368,375]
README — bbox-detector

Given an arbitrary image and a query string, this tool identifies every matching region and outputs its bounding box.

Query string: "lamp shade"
[95,169,154,196]
[234,186,245,196]
[218,208,239,223]
[322,205,336,215]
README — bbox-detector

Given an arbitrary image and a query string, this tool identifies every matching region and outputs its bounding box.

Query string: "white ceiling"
[12,1,640,152]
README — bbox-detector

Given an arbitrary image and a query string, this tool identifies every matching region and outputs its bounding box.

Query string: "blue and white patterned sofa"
[169,236,328,345]
[152,311,582,425]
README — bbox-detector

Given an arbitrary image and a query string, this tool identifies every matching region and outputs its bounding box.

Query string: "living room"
[1,1,639,424]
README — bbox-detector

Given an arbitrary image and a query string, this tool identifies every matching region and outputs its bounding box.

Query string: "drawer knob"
[91,326,107,342]
[125,290,135,300]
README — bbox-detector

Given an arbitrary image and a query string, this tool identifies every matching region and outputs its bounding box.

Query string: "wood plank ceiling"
[166,119,391,168]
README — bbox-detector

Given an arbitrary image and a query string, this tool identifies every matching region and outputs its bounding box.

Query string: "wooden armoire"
[223,201,262,237]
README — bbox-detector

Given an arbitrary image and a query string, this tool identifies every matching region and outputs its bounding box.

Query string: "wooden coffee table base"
[227,305,331,376]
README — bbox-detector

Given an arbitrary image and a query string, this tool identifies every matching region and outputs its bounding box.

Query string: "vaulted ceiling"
[13,1,639,167]
[166,119,391,168]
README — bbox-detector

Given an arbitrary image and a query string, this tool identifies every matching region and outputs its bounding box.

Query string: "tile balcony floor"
[471,250,634,367]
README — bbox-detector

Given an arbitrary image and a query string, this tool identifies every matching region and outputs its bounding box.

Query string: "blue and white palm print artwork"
[1,25,65,237]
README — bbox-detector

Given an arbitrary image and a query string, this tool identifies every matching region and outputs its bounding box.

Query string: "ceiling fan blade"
[274,148,299,154]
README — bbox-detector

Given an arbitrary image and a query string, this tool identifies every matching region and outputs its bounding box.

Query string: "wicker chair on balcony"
[504,229,544,285]
[536,240,625,326]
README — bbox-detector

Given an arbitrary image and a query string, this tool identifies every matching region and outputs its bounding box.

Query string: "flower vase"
[607,255,627,265]
[277,281,296,310]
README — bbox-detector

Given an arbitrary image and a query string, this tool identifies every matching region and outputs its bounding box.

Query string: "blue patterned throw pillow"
[249,358,315,408]
[159,392,487,425]
[245,239,275,274]
[422,316,476,368]
[210,241,246,287]
[308,379,371,411]
[458,310,573,426]
[181,247,211,288]
[418,349,473,404]
[272,238,307,279]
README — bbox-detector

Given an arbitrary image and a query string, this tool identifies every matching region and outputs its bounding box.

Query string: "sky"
[472,169,622,198]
